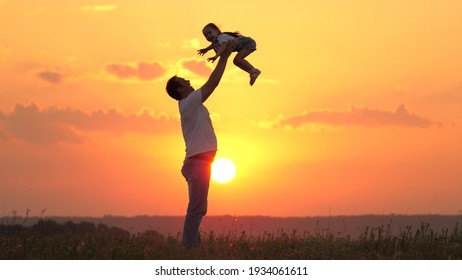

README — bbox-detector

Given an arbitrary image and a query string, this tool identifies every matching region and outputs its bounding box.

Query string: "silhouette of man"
[166,41,234,248]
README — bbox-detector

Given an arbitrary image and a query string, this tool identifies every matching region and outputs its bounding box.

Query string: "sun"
[211,158,236,184]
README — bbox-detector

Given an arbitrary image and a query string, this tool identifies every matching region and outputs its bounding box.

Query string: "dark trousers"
[180,156,214,247]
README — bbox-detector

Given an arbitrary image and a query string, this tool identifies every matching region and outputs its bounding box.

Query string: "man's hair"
[166,76,181,100]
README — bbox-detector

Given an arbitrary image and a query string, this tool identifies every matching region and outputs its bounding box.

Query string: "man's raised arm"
[200,40,236,102]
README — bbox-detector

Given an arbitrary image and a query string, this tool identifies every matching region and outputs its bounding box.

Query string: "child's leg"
[234,50,261,86]
[233,50,254,72]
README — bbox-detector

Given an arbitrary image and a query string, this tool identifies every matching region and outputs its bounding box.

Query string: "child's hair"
[203,23,240,38]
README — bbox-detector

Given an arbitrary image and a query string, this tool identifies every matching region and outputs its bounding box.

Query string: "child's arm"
[207,42,228,63]
[207,38,238,63]
[197,44,214,56]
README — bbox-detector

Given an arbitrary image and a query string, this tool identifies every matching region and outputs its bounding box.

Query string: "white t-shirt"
[179,89,217,158]
[217,33,236,46]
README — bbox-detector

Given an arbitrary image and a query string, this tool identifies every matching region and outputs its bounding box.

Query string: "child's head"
[202,23,221,43]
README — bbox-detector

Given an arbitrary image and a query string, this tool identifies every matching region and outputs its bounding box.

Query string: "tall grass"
[1,219,461,259]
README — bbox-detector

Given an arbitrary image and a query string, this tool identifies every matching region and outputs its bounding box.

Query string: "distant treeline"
[3,214,462,238]
[0,219,130,237]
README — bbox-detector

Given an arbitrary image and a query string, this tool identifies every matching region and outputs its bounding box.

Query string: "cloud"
[0,103,176,144]
[182,59,211,76]
[105,61,166,81]
[182,38,201,50]
[81,5,117,12]
[35,70,65,84]
[256,105,440,130]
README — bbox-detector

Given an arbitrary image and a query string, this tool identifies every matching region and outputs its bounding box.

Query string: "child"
[198,23,261,86]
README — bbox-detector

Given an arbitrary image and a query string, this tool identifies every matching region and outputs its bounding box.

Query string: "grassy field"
[1,219,461,259]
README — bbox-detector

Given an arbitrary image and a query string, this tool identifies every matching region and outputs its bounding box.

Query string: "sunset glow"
[1,1,462,217]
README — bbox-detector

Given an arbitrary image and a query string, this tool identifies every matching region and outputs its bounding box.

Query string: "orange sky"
[1,0,462,217]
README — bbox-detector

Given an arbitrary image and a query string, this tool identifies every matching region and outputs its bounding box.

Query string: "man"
[166,41,234,247]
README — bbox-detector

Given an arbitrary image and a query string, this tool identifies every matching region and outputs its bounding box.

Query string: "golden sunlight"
[211,158,236,184]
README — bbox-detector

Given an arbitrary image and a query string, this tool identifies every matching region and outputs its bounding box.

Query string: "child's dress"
[214,33,257,53]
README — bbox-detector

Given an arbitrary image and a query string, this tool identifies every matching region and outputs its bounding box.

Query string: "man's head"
[166,76,194,100]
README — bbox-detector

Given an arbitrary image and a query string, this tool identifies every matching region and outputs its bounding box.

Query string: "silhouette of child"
[198,23,261,86]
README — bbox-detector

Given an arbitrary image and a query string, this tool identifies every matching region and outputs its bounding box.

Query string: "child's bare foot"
[249,69,261,86]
